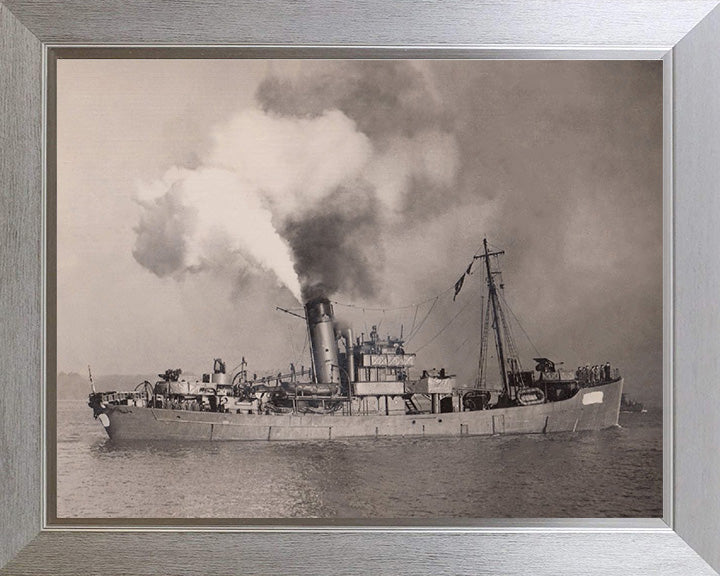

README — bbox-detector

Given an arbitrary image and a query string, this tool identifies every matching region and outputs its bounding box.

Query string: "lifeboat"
[517,387,545,406]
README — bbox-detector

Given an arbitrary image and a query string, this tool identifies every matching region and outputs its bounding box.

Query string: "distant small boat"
[620,393,646,413]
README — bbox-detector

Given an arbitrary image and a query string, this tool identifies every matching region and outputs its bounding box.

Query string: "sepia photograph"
[55,58,662,520]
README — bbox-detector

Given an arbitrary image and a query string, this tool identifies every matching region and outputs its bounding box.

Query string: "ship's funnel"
[305,296,340,385]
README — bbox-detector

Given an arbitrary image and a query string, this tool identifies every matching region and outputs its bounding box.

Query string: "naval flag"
[453,260,474,301]
[453,274,465,301]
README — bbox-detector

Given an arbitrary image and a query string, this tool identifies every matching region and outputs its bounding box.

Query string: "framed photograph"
[2,2,720,574]
[51,55,665,524]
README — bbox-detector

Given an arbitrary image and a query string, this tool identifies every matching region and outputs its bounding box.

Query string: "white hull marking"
[582,391,604,405]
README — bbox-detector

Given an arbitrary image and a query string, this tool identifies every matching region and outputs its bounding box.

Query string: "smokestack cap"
[305,296,333,323]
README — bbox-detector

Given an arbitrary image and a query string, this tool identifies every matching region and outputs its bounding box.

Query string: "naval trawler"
[88,239,623,441]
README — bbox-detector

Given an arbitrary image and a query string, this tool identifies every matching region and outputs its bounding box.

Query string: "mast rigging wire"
[413,299,474,353]
[404,296,440,344]
[409,304,420,336]
[498,291,541,358]
[331,284,454,313]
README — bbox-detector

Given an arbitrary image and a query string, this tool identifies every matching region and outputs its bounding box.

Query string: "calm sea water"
[56,399,662,519]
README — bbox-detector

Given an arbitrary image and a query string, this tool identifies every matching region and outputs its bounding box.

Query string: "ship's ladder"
[404,396,421,414]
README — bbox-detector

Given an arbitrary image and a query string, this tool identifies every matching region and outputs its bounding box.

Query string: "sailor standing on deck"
[370,325,379,353]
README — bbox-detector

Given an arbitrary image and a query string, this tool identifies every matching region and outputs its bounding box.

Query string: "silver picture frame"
[2,1,720,574]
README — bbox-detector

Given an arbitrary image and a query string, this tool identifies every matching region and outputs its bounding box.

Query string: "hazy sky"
[57,59,662,404]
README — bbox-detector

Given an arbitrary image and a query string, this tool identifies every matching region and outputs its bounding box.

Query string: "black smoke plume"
[255,62,457,302]
[282,187,381,302]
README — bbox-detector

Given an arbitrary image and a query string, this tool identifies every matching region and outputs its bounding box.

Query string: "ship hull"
[97,379,623,441]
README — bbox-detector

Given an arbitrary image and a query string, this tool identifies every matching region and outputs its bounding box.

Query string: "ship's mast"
[479,238,509,397]
[476,295,490,388]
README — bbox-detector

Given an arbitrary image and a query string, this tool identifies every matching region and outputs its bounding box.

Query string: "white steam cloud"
[133,64,460,303]
[134,166,302,300]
